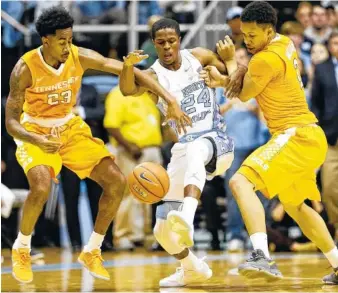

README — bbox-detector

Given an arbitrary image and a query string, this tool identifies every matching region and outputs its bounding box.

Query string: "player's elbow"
[5,118,17,138]
[119,84,137,96]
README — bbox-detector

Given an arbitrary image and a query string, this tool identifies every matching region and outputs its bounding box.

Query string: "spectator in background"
[141,15,163,69]
[60,84,114,252]
[301,5,333,61]
[226,7,244,49]
[295,1,313,29]
[34,1,73,20]
[327,4,338,27]
[218,48,269,252]
[308,43,330,87]
[104,81,163,251]
[138,1,163,25]
[164,1,196,24]
[280,21,304,56]
[71,1,127,57]
[311,31,338,243]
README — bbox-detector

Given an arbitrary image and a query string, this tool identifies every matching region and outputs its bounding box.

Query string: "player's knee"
[29,181,51,205]
[229,173,248,197]
[98,162,126,192]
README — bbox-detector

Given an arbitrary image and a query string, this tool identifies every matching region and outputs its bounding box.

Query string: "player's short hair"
[151,18,180,40]
[241,1,278,29]
[36,6,74,37]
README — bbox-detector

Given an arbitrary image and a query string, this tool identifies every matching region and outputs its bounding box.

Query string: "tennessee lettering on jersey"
[248,34,317,134]
[34,76,81,93]
[21,44,83,118]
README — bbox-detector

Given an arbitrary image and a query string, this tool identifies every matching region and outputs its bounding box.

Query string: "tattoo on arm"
[5,59,39,143]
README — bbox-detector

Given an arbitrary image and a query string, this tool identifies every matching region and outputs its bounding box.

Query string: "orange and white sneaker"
[12,248,33,283]
[78,249,110,280]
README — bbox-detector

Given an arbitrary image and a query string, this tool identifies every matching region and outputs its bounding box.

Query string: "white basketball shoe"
[159,257,212,287]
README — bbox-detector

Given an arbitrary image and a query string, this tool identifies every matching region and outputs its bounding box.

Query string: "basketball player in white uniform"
[120,18,235,287]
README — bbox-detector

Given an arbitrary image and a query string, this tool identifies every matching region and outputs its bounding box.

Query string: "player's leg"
[282,200,338,285]
[12,165,52,283]
[89,157,125,236]
[229,135,291,280]
[61,117,125,280]
[155,146,212,287]
[154,204,212,287]
[12,137,62,284]
[167,138,214,247]
[229,172,268,253]
[76,157,125,280]
[229,171,282,280]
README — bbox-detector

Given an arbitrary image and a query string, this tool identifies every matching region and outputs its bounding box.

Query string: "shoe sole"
[167,214,194,248]
[238,267,283,281]
[12,272,33,283]
[322,280,338,285]
[77,258,110,281]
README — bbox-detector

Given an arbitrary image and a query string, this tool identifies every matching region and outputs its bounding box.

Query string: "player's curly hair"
[151,18,181,40]
[36,6,74,37]
[241,1,277,29]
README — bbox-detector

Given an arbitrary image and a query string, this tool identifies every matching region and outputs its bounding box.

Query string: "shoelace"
[247,251,266,262]
[87,251,104,266]
[172,256,208,276]
[18,252,31,268]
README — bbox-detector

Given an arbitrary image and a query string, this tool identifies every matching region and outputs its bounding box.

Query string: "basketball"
[127,162,170,204]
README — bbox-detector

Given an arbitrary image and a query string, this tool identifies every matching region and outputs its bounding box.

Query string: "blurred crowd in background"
[1,1,338,264]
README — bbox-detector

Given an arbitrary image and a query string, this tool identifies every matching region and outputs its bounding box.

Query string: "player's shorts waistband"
[21,113,75,128]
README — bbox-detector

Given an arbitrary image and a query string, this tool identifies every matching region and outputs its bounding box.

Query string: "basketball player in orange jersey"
[119,18,237,287]
[199,1,338,285]
[6,7,191,284]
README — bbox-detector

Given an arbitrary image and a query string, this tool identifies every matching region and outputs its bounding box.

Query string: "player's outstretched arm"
[119,50,192,134]
[6,60,61,153]
[79,47,182,107]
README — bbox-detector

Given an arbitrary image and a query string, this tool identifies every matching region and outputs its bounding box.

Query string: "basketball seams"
[132,169,163,199]
[141,165,167,195]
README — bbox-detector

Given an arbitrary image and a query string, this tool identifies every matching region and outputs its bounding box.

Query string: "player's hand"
[225,66,246,99]
[165,101,192,135]
[311,200,323,214]
[123,50,149,66]
[271,203,285,222]
[33,134,62,154]
[126,143,143,160]
[200,66,229,88]
[216,36,235,62]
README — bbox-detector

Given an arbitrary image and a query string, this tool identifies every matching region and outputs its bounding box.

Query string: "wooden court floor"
[1,248,337,292]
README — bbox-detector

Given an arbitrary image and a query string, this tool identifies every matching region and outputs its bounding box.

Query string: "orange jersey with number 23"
[21,44,84,119]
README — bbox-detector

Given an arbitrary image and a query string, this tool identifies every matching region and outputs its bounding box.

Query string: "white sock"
[324,247,338,269]
[180,250,201,270]
[250,232,270,258]
[13,232,32,250]
[181,197,198,224]
[84,232,105,252]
